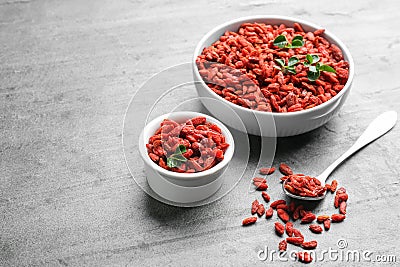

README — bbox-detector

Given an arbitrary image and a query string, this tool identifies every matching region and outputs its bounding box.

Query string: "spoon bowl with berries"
[283,111,397,200]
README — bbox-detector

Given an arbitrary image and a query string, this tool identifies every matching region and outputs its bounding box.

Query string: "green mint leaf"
[303,61,310,67]
[319,64,336,73]
[292,35,303,42]
[287,66,296,74]
[306,54,313,64]
[167,144,187,168]
[290,39,304,48]
[288,56,299,67]
[309,65,317,73]
[307,69,320,81]
[311,54,320,63]
[167,158,178,168]
[273,65,282,70]
[175,144,187,154]
[275,58,285,67]
[273,35,288,48]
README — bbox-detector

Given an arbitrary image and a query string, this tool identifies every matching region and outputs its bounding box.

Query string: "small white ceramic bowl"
[139,111,234,203]
[193,15,354,137]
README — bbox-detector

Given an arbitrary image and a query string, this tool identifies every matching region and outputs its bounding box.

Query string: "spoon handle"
[318,111,397,183]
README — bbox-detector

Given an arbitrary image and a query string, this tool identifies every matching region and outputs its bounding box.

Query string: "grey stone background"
[1,0,399,266]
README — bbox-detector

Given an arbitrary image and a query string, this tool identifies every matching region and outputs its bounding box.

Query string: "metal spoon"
[283,111,398,201]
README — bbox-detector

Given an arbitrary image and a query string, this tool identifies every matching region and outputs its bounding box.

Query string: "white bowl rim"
[139,111,235,180]
[192,15,355,117]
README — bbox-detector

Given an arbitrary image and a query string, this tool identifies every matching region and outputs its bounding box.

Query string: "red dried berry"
[254,181,268,191]
[330,180,338,192]
[334,195,340,208]
[277,209,290,223]
[323,219,331,230]
[251,200,259,214]
[301,213,316,223]
[293,228,304,239]
[297,251,313,263]
[259,167,275,175]
[270,199,286,209]
[317,215,330,223]
[261,192,270,202]
[286,222,294,237]
[279,163,293,175]
[339,201,347,215]
[242,217,257,226]
[337,187,346,194]
[257,204,265,217]
[252,177,267,184]
[287,236,304,246]
[309,224,323,234]
[301,240,318,249]
[279,240,287,252]
[337,193,348,202]
[265,207,273,219]
[276,204,289,211]
[275,222,285,236]
[325,183,331,192]
[292,205,304,221]
[331,214,346,222]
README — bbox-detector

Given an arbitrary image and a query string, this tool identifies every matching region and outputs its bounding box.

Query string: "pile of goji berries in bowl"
[138,111,234,203]
[193,15,354,137]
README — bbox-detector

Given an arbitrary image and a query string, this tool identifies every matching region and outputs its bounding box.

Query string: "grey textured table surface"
[1,0,400,266]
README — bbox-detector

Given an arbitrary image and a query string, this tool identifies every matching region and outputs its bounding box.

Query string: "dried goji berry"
[287,236,304,246]
[309,224,323,233]
[279,163,293,175]
[279,240,287,252]
[293,228,304,239]
[301,240,318,249]
[323,219,331,230]
[270,199,286,209]
[261,192,270,202]
[277,209,290,223]
[251,199,259,214]
[265,207,273,219]
[339,201,347,215]
[292,205,304,221]
[301,213,316,223]
[330,180,338,192]
[275,222,285,236]
[242,217,257,226]
[317,215,330,223]
[252,177,267,184]
[257,204,265,217]
[259,167,275,175]
[331,214,346,222]
[276,204,289,211]
[286,222,294,237]
[254,181,268,191]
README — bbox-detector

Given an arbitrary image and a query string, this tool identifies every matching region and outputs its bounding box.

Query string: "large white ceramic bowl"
[193,15,354,137]
[139,111,234,203]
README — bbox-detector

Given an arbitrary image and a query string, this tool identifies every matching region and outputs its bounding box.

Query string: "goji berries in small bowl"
[193,15,354,136]
[138,111,234,204]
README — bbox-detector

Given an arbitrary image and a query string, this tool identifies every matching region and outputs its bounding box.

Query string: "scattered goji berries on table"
[241,163,349,264]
